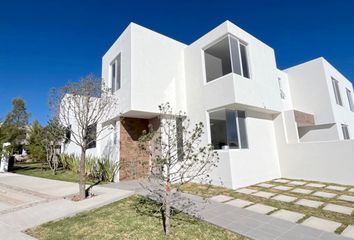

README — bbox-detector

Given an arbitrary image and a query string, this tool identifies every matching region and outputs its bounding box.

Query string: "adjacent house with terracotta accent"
[62,21,354,189]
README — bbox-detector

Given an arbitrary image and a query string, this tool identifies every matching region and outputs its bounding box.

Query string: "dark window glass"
[87,124,97,149]
[240,44,250,78]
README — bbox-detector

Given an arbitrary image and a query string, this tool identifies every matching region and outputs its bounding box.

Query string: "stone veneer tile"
[291,188,312,195]
[295,199,323,208]
[209,195,233,203]
[245,203,277,214]
[312,191,337,198]
[251,191,276,199]
[235,188,257,194]
[301,217,341,233]
[273,185,292,191]
[306,183,326,188]
[338,195,354,203]
[226,199,253,208]
[325,185,347,191]
[323,204,354,215]
[270,209,305,223]
[272,194,297,203]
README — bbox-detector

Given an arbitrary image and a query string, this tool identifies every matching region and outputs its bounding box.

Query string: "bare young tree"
[50,74,117,200]
[42,118,66,175]
[139,103,219,238]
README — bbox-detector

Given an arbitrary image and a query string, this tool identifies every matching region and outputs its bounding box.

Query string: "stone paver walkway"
[105,180,353,240]
[0,173,133,240]
[302,217,341,233]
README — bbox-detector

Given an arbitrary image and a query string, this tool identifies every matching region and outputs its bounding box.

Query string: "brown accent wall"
[294,110,315,126]
[119,117,160,181]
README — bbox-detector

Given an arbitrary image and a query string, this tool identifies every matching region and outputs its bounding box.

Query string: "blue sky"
[0,0,353,125]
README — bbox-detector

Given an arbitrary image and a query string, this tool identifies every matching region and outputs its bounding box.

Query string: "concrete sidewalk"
[103,181,352,240]
[0,173,133,240]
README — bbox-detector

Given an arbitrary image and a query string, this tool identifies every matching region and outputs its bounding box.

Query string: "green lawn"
[26,195,248,240]
[11,162,100,185]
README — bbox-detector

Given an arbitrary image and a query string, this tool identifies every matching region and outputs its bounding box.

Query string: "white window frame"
[346,88,354,112]
[208,108,248,150]
[331,78,342,106]
[202,34,251,84]
[110,54,121,94]
[341,124,350,140]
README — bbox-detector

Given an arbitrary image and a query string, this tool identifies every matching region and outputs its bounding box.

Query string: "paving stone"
[270,209,305,223]
[291,188,312,194]
[209,195,234,203]
[312,191,337,198]
[306,183,326,188]
[325,185,347,191]
[295,199,323,208]
[273,185,292,191]
[272,194,297,203]
[257,183,274,188]
[349,188,354,193]
[235,188,258,194]
[245,203,277,214]
[301,216,341,233]
[341,225,354,238]
[323,203,354,215]
[289,181,307,186]
[338,195,354,203]
[226,199,253,208]
[273,179,290,183]
[251,191,276,199]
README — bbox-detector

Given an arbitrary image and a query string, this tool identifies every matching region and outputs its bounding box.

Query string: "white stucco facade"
[62,21,354,188]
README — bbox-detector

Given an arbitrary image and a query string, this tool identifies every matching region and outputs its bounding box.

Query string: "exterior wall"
[184,21,281,189]
[130,24,187,114]
[275,113,354,185]
[322,59,354,139]
[285,58,335,125]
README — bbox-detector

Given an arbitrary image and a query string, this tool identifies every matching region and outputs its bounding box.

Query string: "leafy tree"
[26,120,46,162]
[138,103,219,238]
[50,74,117,199]
[1,98,30,154]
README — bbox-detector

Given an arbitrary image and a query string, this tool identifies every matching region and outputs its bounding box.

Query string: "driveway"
[0,173,133,239]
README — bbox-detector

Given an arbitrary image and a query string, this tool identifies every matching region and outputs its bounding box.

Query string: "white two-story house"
[62,21,354,189]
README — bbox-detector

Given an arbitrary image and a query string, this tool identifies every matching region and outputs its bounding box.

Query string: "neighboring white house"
[62,21,354,188]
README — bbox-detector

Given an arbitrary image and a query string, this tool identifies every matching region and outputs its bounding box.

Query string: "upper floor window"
[204,35,250,83]
[331,78,342,106]
[209,109,248,150]
[278,77,286,99]
[341,124,350,140]
[110,54,121,94]
[346,88,354,112]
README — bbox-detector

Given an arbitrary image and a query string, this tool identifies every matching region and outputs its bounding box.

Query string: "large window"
[204,35,250,82]
[341,124,350,140]
[332,78,342,106]
[346,88,354,112]
[87,123,97,149]
[209,109,248,150]
[110,54,121,94]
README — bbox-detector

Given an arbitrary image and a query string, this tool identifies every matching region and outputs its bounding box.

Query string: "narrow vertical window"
[110,54,121,94]
[341,124,350,140]
[176,117,184,160]
[239,43,250,78]
[237,111,248,149]
[226,110,239,148]
[346,88,354,112]
[278,77,285,99]
[111,62,116,94]
[332,78,342,106]
[229,37,242,76]
[87,123,97,149]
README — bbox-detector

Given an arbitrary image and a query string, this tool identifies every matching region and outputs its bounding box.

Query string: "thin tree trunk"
[79,147,86,199]
[165,177,171,238]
